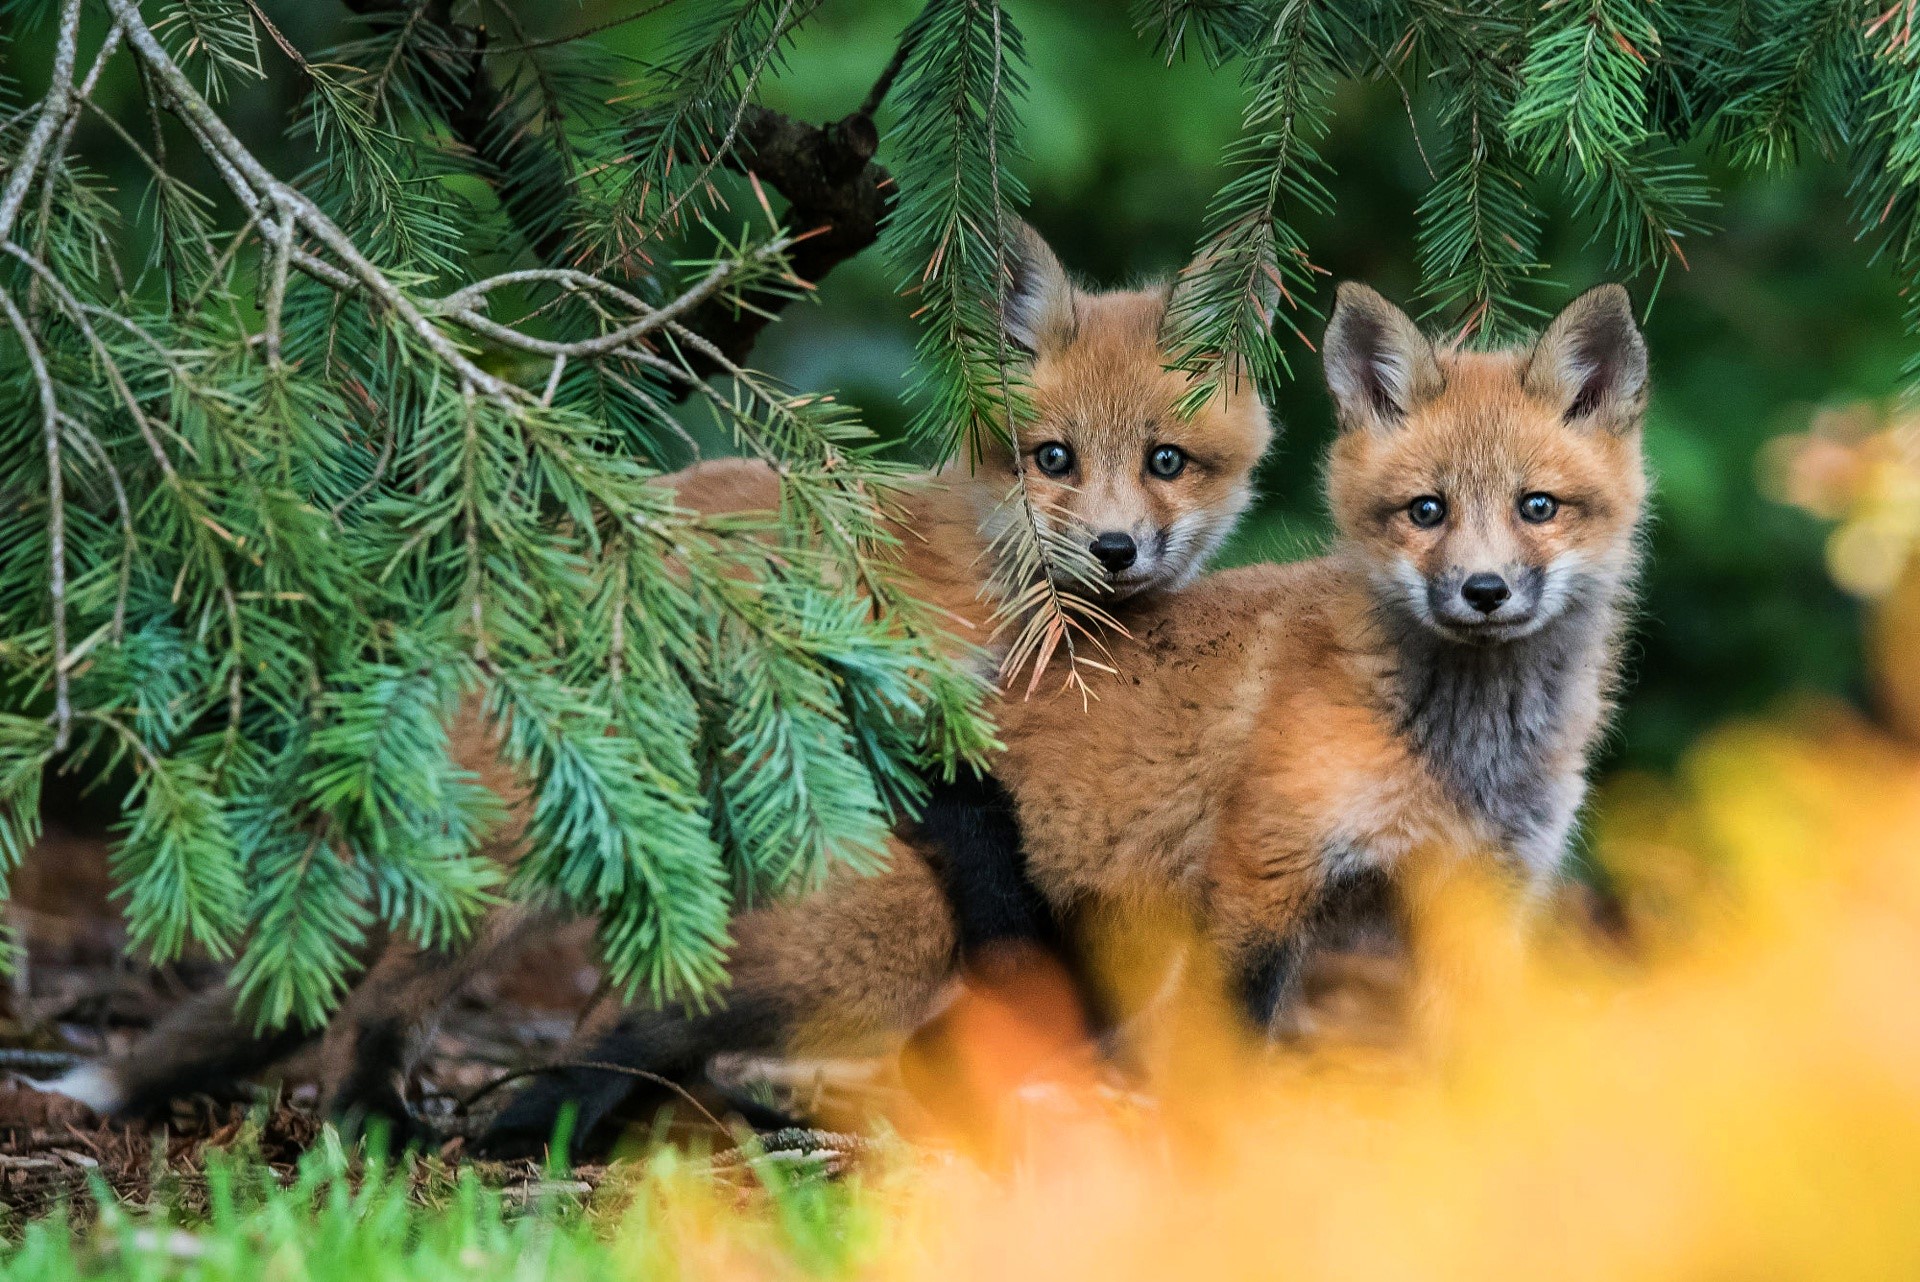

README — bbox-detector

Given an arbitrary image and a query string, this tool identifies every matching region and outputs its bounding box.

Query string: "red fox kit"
[472,282,1650,1157]
[675,223,1273,659]
[43,224,1274,1135]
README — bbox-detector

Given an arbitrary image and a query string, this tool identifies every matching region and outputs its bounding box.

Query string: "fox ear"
[1525,285,1647,431]
[1159,239,1283,350]
[1001,221,1075,354]
[1322,283,1443,431]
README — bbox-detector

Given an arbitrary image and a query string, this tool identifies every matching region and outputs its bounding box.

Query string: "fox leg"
[316,902,561,1142]
[1229,865,1401,1037]
[473,840,961,1161]
[916,769,1061,961]
[1207,826,1414,1038]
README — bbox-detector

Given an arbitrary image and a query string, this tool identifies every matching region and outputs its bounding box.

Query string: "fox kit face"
[1322,285,1649,643]
[977,225,1274,600]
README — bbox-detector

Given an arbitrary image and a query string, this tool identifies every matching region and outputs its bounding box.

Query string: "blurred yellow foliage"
[591,415,1920,1279]
[1762,401,1920,599]
[589,704,1920,1281]
[1764,403,1920,738]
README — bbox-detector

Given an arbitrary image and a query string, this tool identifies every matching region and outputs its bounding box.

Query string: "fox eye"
[1147,445,1187,479]
[1518,492,1559,523]
[1407,495,1447,528]
[1033,442,1074,477]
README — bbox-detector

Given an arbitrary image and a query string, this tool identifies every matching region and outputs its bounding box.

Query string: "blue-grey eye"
[1034,442,1074,477]
[1148,444,1187,479]
[1408,495,1446,528]
[1519,492,1559,523]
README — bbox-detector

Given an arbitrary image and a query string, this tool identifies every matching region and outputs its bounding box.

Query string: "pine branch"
[1504,0,1713,282]
[1719,0,1865,169]
[1506,0,1656,171]
[1162,0,1336,406]
[340,0,575,265]
[1414,3,1544,340]
[334,0,899,384]
[0,0,984,1026]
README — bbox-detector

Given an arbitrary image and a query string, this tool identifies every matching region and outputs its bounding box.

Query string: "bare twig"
[475,0,686,54]
[859,23,918,118]
[458,1059,733,1136]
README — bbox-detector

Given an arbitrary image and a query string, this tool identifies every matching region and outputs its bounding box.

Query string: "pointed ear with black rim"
[1000,221,1075,355]
[1159,237,1283,345]
[1322,282,1443,432]
[1524,284,1648,431]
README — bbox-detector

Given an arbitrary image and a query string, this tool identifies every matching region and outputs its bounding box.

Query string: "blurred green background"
[19,0,1896,779]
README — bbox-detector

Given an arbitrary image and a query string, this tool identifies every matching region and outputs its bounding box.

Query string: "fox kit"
[473,283,1650,1157]
[44,223,1273,1135]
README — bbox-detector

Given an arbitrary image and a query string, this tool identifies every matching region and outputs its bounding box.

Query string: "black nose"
[1460,572,1511,614]
[1090,532,1138,572]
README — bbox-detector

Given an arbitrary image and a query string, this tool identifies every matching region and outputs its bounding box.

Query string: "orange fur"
[611,282,1654,1075]
[663,279,1273,673]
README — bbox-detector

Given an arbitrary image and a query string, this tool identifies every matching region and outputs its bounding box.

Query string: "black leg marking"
[473,995,791,1163]
[915,769,1061,958]
[327,1018,429,1149]
[1237,868,1400,1038]
[1237,934,1314,1035]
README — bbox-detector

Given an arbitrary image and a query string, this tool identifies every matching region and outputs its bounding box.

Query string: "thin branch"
[639,0,808,242]
[262,204,293,369]
[1,288,70,749]
[0,0,85,243]
[540,353,567,406]
[432,236,795,360]
[476,0,687,54]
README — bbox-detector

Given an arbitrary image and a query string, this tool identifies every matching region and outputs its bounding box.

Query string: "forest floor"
[0,817,966,1259]
[0,821,848,1223]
